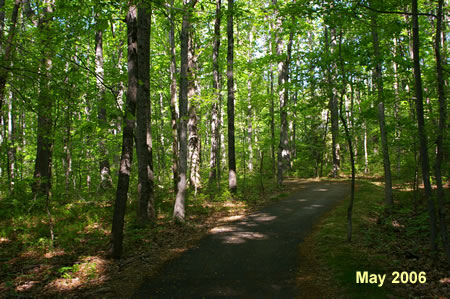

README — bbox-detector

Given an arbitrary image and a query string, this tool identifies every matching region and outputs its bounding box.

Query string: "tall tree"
[173,0,197,222]
[168,0,178,193]
[227,0,237,193]
[370,10,393,209]
[33,0,54,199]
[209,0,221,184]
[433,0,449,262]
[136,3,155,225]
[111,4,138,258]
[411,0,438,252]
[95,22,113,191]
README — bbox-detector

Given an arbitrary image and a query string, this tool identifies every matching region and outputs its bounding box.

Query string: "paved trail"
[133,181,349,298]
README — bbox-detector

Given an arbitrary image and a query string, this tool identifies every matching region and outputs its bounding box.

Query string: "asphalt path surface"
[133,181,349,298]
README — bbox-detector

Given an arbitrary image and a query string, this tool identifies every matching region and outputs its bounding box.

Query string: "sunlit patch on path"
[133,181,349,298]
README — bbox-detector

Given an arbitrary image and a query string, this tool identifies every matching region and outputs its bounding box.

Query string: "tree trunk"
[95,27,113,191]
[188,32,201,192]
[168,0,178,194]
[136,3,155,225]
[0,0,20,114]
[370,12,393,209]
[247,25,254,173]
[111,5,138,258]
[209,0,221,183]
[433,0,449,262]
[227,0,237,193]
[173,0,197,222]
[325,27,340,177]
[411,0,438,253]
[33,0,54,199]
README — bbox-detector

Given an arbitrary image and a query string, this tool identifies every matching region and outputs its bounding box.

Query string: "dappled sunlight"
[44,249,65,259]
[219,215,245,222]
[297,199,308,202]
[312,188,328,192]
[249,213,277,222]
[221,231,268,244]
[0,237,10,244]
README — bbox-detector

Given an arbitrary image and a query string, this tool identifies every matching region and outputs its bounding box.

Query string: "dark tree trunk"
[33,1,54,199]
[227,0,237,193]
[0,0,20,114]
[111,5,138,258]
[370,12,393,209]
[95,28,113,191]
[411,0,438,253]
[168,0,178,194]
[433,0,449,262]
[136,3,155,225]
[209,0,221,183]
[173,0,197,222]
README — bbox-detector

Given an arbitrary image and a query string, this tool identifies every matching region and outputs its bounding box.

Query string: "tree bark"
[411,0,438,253]
[168,0,178,194]
[95,27,113,191]
[325,27,340,177]
[0,0,20,114]
[433,0,449,262]
[33,0,54,199]
[173,0,197,222]
[247,25,254,173]
[188,32,200,192]
[227,0,237,193]
[209,0,221,183]
[136,3,155,225]
[111,5,138,258]
[370,12,393,209]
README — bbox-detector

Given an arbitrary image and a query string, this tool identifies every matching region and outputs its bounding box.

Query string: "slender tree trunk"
[411,0,438,253]
[7,90,15,191]
[111,5,138,258]
[325,27,340,177]
[0,0,20,114]
[136,3,155,225]
[337,31,356,242]
[247,25,254,173]
[95,28,113,191]
[433,0,449,262]
[227,0,237,193]
[173,0,197,222]
[168,0,178,194]
[209,0,221,184]
[371,12,393,209]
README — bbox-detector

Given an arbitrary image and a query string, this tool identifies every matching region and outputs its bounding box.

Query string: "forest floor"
[297,178,450,298]
[1,177,449,298]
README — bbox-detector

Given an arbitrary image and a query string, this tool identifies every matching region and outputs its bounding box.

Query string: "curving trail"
[133,181,349,298]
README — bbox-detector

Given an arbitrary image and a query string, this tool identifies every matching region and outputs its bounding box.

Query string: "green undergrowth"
[0,173,287,296]
[308,179,449,298]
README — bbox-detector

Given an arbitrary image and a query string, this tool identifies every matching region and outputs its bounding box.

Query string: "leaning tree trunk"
[433,0,449,262]
[136,3,155,225]
[95,27,113,191]
[111,5,138,258]
[227,0,237,193]
[411,0,438,253]
[370,12,393,209]
[173,0,197,222]
[209,0,221,183]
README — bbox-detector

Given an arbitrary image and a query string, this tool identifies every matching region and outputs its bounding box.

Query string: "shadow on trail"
[133,181,349,298]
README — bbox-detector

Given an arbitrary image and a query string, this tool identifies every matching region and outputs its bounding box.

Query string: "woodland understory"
[0,0,448,297]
